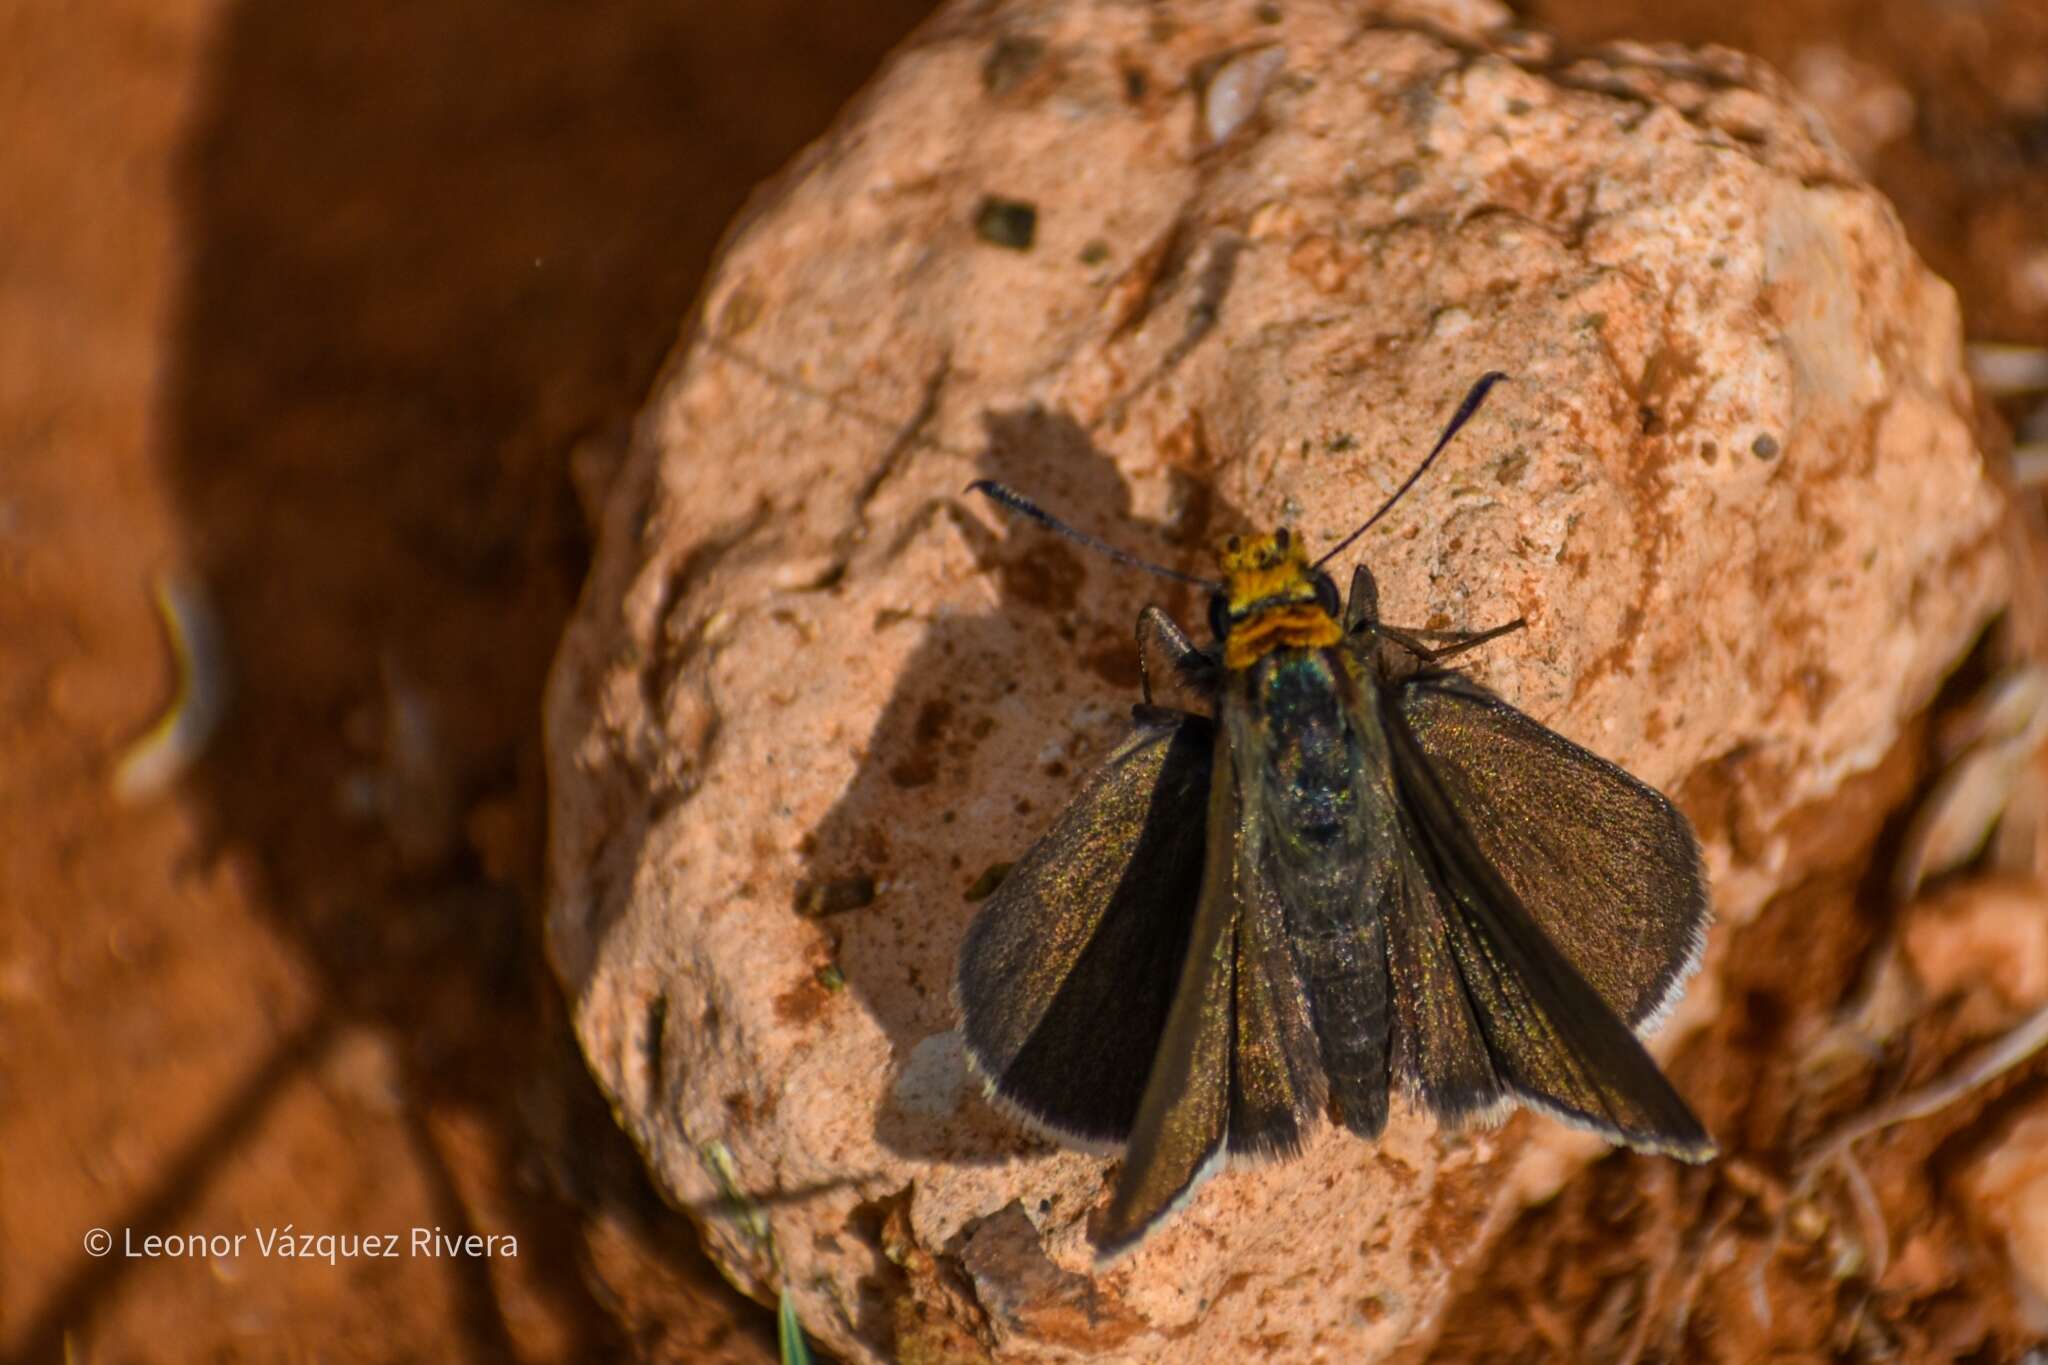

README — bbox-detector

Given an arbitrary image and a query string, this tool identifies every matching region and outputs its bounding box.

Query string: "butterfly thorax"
[1243,651,1370,848]
[1217,528,1343,671]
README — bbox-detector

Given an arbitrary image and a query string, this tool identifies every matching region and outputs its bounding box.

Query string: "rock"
[1956,1104,2048,1333]
[541,1,2010,1359]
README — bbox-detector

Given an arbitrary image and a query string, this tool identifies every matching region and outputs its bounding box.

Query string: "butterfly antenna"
[1313,371,1508,569]
[967,481,1223,590]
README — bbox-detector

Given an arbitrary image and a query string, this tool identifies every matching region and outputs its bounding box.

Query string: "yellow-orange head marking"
[1216,527,1343,670]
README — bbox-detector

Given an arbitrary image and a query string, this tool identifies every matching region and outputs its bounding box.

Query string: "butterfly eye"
[1207,592,1232,641]
[1313,572,1341,617]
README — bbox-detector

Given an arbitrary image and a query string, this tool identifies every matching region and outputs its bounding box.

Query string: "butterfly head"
[1211,527,1344,669]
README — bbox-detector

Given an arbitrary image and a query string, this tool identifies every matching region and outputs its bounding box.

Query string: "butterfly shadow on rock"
[797,402,1249,1166]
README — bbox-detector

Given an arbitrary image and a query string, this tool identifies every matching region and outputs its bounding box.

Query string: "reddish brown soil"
[5,1,2047,1361]
[2,3,937,1361]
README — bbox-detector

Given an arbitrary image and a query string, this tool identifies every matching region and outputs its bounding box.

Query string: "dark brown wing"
[956,705,1210,1147]
[1095,712,1325,1258]
[1397,673,1709,1032]
[1382,682,1715,1160]
[1381,831,1505,1127]
[1094,726,1239,1257]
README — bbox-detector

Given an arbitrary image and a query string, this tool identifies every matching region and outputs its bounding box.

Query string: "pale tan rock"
[542,2,2011,1359]
[1956,1105,2048,1332]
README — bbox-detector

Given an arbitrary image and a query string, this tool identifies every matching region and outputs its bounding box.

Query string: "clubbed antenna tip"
[1313,371,1509,570]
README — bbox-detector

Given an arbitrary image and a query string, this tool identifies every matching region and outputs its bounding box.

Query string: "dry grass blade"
[1893,666,2047,902]
[1797,1002,2048,1175]
[113,574,230,803]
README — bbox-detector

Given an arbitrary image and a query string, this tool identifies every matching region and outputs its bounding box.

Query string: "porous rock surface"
[543,1,2010,1358]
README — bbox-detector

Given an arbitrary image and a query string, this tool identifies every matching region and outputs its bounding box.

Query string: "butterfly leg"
[1136,606,1213,708]
[1343,564,1381,632]
[1345,559,1523,662]
[1379,618,1526,664]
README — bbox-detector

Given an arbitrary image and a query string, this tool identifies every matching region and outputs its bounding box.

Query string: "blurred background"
[5,1,2047,1360]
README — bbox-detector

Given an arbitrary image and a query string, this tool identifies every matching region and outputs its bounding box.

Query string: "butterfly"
[955,373,1715,1258]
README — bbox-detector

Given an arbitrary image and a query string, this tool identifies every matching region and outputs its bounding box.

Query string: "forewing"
[1398,673,1709,1032]
[1095,723,1240,1257]
[957,705,1211,1147]
[1383,693,1715,1160]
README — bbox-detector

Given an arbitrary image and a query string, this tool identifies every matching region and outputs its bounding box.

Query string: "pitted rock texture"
[542,1,2011,1359]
